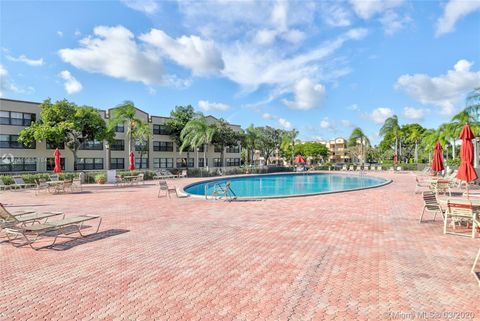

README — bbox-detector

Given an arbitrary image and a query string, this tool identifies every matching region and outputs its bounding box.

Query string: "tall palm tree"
[280,129,299,165]
[180,116,216,170]
[134,122,151,170]
[348,127,370,165]
[109,101,145,157]
[380,115,401,159]
[245,125,259,165]
[406,125,424,163]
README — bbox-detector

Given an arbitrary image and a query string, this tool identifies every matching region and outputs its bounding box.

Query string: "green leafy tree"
[244,125,259,165]
[212,119,240,169]
[18,98,113,170]
[134,122,152,169]
[380,115,401,159]
[256,126,278,165]
[303,142,329,163]
[280,129,299,165]
[180,116,216,169]
[165,105,197,169]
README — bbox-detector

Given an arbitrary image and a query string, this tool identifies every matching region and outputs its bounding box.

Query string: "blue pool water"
[183,173,390,198]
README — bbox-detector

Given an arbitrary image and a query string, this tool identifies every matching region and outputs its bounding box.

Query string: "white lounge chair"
[12,177,35,189]
[158,180,176,198]
[0,178,11,191]
[444,199,478,238]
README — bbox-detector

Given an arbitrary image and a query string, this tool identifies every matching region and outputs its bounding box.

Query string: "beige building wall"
[0,98,242,173]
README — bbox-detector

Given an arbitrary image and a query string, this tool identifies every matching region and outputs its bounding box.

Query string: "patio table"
[122,175,139,185]
[46,181,65,194]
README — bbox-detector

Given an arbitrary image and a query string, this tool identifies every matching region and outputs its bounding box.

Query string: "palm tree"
[380,115,401,159]
[280,129,299,165]
[180,116,216,171]
[348,127,370,165]
[134,122,151,170]
[245,125,259,165]
[109,101,145,157]
[405,125,424,163]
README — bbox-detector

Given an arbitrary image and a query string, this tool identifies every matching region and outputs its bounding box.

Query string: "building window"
[153,124,169,135]
[0,111,36,126]
[153,141,173,152]
[46,140,65,149]
[154,158,174,169]
[176,158,194,168]
[213,158,223,167]
[226,158,241,166]
[0,157,37,172]
[0,134,35,149]
[80,140,103,150]
[176,145,194,152]
[198,158,208,168]
[110,139,125,151]
[75,158,104,170]
[135,158,149,169]
[46,158,65,171]
[110,158,125,170]
[226,145,240,153]
[214,145,223,153]
[114,123,125,133]
[197,145,207,152]
[135,141,149,152]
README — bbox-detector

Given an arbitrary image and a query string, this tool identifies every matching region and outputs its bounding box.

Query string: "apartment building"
[0,98,242,173]
[318,138,350,163]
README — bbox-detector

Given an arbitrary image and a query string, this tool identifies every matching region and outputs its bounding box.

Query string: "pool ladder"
[205,181,237,201]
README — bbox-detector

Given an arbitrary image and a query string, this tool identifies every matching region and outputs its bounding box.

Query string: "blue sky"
[1,0,480,143]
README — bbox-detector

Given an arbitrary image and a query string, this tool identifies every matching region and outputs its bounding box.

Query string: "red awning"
[294,155,306,164]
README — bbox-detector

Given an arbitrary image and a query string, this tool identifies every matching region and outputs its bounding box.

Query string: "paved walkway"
[1,172,478,321]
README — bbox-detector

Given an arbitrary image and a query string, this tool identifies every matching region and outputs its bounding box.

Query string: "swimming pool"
[183,173,391,199]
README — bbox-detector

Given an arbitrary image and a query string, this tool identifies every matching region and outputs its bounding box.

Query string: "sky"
[1,0,480,143]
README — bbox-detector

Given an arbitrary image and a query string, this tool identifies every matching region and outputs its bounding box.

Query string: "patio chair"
[114,175,125,187]
[12,177,35,189]
[0,178,11,191]
[49,174,60,182]
[348,165,354,171]
[212,181,237,201]
[0,203,64,232]
[34,178,49,195]
[420,191,445,223]
[162,170,179,179]
[4,214,102,250]
[72,177,82,192]
[341,165,347,171]
[132,173,144,185]
[473,247,480,286]
[179,169,188,178]
[415,177,431,194]
[432,179,451,196]
[158,180,177,198]
[444,199,478,238]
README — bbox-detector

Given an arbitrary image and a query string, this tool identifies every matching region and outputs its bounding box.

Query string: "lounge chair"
[132,173,144,185]
[348,165,354,171]
[72,177,82,191]
[419,191,445,223]
[4,213,102,250]
[156,170,178,179]
[212,181,236,201]
[158,180,177,198]
[0,178,11,191]
[12,177,36,189]
[34,179,49,195]
[376,165,382,171]
[443,199,478,238]
[50,174,60,182]
[0,203,64,232]
[341,165,347,171]
[473,247,480,286]
[179,169,187,178]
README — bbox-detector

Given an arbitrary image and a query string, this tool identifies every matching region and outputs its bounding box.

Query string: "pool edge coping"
[181,171,393,200]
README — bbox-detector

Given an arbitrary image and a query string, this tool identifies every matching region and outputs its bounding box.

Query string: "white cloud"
[59,25,165,85]
[57,31,63,37]
[341,119,354,128]
[282,78,326,110]
[320,117,334,131]
[121,0,159,14]
[139,29,224,75]
[6,54,44,66]
[348,103,359,111]
[350,0,404,19]
[262,113,274,120]
[403,106,427,121]
[278,118,292,129]
[59,70,83,94]
[395,59,480,115]
[0,64,34,97]
[320,3,351,27]
[74,30,81,37]
[436,0,480,36]
[368,107,394,124]
[254,29,277,45]
[380,10,412,35]
[198,100,229,111]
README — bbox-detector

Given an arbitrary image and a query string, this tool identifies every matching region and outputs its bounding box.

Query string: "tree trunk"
[414,142,418,163]
[452,140,456,160]
[204,144,207,171]
[72,148,79,171]
[186,151,190,170]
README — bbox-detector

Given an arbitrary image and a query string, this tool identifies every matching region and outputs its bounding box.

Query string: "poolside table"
[46,181,65,194]
[122,175,139,185]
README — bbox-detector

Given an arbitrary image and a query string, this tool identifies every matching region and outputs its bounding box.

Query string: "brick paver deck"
[1,172,478,321]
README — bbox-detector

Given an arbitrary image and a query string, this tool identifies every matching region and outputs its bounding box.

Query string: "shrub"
[95,173,106,184]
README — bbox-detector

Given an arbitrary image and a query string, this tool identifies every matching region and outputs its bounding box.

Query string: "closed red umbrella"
[294,155,306,164]
[432,142,444,173]
[457,124,477,184]
[53,148,62,173]
[129,151,135,171]
[393,153,397,166]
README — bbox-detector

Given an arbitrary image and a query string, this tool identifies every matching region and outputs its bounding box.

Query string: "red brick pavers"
[0,172,478,321]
